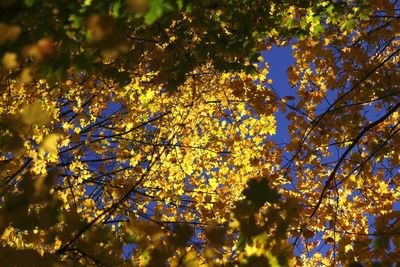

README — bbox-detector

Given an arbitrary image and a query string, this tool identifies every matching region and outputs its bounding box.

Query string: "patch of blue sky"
[261,44,296,145]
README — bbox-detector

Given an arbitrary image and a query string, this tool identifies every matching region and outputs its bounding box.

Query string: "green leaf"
[112,0,122,18]
[326,4,335,17]
[236,234,247,251]
[24,0,35,7]
[144,0,174,24]
[82,0,93,7]
[340,18,356,32]
[69,15,84,29]
[177,0,184,9]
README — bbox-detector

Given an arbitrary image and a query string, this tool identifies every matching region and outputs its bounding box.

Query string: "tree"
[1,0,398,266]
[1,0,361,87]
[282,0,400,265]
[0,56,285,265]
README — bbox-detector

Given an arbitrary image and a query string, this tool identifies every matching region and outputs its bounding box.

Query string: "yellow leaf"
[21,102,52,125]
[181,250,199,267]
[2,52,18,69]
[0,23,21,44]
[19,67,33,83]
[229,218,240,229]
[345,244,353,252]
[40,133,61,154]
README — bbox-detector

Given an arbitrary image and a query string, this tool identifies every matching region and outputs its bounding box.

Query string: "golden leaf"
[39,133,61,155]
[2,52,18,69]
[21,102,52,125]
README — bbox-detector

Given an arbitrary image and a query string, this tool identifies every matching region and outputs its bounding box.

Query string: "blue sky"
[262,45,295,145]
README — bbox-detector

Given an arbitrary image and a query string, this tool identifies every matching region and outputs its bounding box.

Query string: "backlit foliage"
[0,42,284,266]
[283,0,400,265]
[1,0,399,266]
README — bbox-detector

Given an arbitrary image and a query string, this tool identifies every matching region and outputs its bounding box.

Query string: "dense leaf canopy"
[1,0,363,87]
[1,0,399,266]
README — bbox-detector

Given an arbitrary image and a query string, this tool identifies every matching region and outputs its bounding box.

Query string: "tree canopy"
[1,0,400,266]
[1,0,365,87]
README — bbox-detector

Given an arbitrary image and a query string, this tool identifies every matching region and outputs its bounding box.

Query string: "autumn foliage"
[1,0,400,266]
